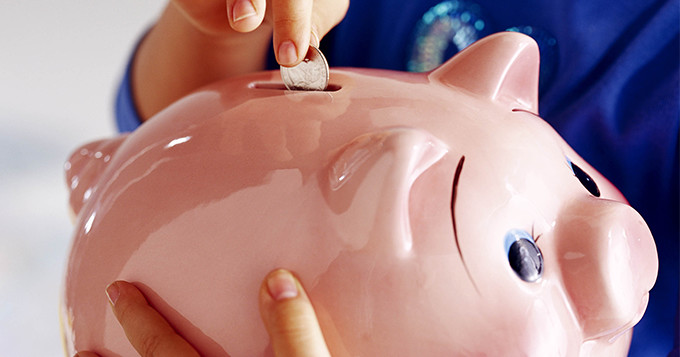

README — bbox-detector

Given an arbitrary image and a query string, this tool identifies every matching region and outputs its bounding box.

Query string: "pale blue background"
[0,2,164,355]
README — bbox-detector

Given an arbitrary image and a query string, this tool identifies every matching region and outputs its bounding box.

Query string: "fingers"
[106,281,200,357]
[228,0,267,32]
[226,0,349,66]
[271,0,313,66]
[259,269,331,357]
[272,0,349,66]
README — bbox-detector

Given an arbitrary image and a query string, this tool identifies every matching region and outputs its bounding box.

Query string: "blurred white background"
[0,2,165,355]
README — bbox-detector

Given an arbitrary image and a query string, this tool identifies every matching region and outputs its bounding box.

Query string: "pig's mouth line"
[451,155,480,295]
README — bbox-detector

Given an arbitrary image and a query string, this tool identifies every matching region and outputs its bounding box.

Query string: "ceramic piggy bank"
[62,32,658,356]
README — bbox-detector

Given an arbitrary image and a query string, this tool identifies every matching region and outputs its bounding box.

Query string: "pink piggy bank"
[62,32,658,356]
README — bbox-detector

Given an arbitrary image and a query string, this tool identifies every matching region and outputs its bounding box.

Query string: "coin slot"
[322,84,342,91]
[249,82,342,92]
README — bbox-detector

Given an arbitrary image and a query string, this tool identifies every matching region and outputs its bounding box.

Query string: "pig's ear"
[429,32,540,114]
[65,136,127,218]
[324,128,448,256]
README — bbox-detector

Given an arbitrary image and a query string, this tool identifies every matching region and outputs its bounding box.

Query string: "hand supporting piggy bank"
[62,32,658,356]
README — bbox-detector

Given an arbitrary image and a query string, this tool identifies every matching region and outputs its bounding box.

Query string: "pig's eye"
[567,158,600,197]
[504,229,543,282]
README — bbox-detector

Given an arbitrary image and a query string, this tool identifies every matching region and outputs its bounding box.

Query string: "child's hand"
[74,269,330,357]
[133,1,348,120]
[171,0,349,66]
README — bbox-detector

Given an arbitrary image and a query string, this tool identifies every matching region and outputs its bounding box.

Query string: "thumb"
[259,269,331,357]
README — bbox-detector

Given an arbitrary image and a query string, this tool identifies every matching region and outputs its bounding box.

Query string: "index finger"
[272,0,349,67]
[272,0,314,66]
[106,281,200,357]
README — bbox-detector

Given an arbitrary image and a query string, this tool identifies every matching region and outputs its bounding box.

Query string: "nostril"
[555,200,658,340]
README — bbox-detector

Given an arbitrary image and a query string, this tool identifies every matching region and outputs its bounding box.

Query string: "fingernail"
[278,41,298,66]
[233,0,256,22]
[267,270,299,301]
[106,282,120,305]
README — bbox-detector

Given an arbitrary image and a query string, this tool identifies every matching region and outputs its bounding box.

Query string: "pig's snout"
[555,198,658,340]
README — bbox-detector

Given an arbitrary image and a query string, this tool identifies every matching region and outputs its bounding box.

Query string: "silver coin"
[280,46,329,91]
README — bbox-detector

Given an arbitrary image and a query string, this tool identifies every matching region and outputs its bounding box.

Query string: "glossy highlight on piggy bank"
[62,33,658,356]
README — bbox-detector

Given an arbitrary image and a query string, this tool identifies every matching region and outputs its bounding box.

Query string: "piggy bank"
[61,32,658,356]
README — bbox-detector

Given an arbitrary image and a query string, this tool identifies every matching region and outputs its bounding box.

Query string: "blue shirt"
[117,0,679,354]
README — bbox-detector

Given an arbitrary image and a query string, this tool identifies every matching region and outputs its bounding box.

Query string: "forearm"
[132,3,272,121]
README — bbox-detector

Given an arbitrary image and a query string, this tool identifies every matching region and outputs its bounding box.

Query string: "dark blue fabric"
[114,56,140,133]
[115,30,150,134]
[117,0,679,354]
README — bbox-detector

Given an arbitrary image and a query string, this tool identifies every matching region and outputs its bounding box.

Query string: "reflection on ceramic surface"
[61,33,658,356]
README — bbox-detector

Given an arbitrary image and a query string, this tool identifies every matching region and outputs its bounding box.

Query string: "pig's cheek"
[521,289,578,355]
[488,238,585,354]
[456,203,584,353]
[406,158,459,256]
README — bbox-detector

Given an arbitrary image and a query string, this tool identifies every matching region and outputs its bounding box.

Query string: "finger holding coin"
[271,0,349,67]
[280,46,329,91]
[272,0,314,66]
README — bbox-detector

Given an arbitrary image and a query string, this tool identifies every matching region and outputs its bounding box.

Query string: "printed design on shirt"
[408,0,490,73]
[408,1,559,94]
